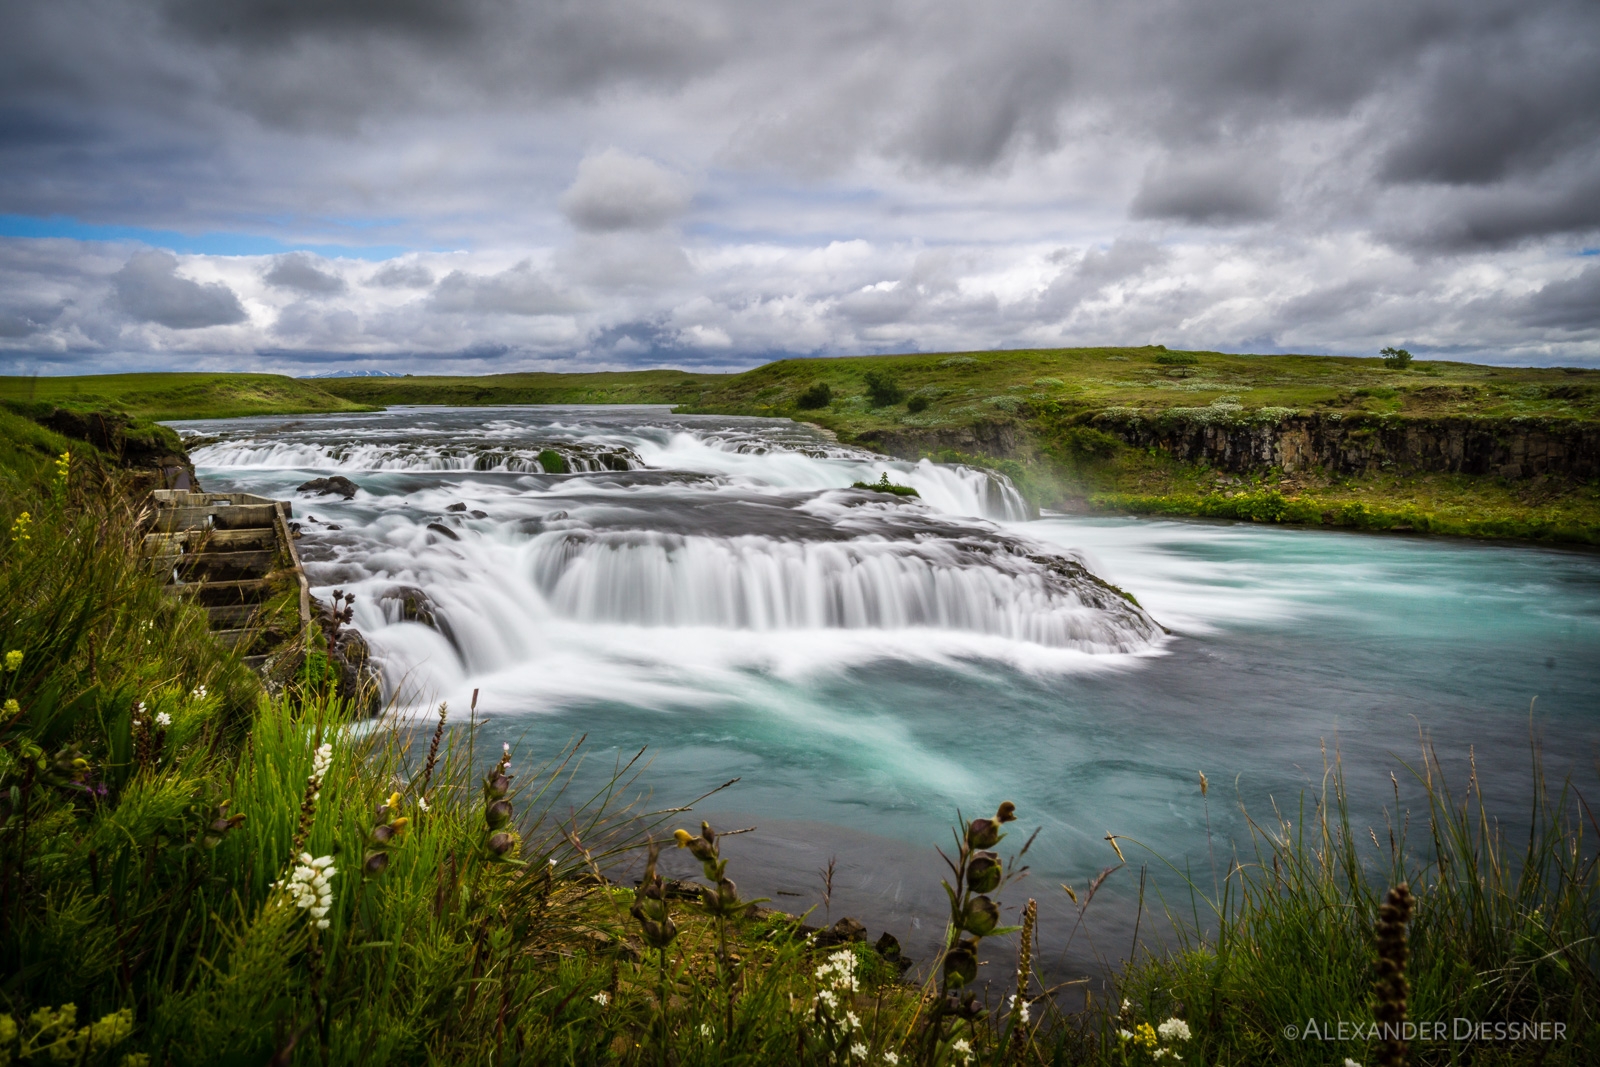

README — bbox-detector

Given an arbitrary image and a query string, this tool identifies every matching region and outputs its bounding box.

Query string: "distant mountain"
[299,370,405,379]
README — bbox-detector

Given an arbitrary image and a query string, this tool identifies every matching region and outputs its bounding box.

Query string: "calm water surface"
[178,406,1600,976]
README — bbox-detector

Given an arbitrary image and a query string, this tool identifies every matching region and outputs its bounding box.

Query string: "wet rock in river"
[297,475,359,499]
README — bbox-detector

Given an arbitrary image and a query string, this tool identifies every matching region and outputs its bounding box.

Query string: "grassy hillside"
[0,373,376,421]
[319,369,715,408]
[681,346,1600,423]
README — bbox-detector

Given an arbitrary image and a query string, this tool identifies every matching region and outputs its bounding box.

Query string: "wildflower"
[1008,994,1031,1024]
[4,699,18,717]
[882,1054,900,1066]
[591,992,609,1007]
[1118,1029,1134,1041]
[950,1037,973,1063]
[845,1011,861,1030]
[1121,999,1132,1014]
[417,796,430,813]
[1134,1022,1158,1049]
[191,685,207,700]
[699,1023,713,1038]
[10,511,31,542]
[851,1043,868,1059]
[286,853,337,928]
[4,650,20,671]
[155,712,172,728]
[311,742,333,780]
[54,451,70,485]
[1157,1017,1191,1041]
[1345,1060,1364,1067]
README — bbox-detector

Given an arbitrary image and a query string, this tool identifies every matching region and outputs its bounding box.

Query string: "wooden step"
[206,603,269,628]
[166,578,277,606]
[210,628,253,649]
[213,505,281,530]
[151,504,280,532]
[173,550,278,581]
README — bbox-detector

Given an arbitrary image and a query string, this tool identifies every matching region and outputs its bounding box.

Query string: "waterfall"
[526,529,1156,651]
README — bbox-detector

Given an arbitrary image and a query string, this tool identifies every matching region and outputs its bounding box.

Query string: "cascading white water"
[181,405,1158,706]
[528,529,1154,651]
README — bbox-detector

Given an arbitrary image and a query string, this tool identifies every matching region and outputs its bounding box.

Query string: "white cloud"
[559,149,693,233]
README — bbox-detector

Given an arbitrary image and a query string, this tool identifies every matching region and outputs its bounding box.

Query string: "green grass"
[1112,747,1600,1065]
[0,374,376,422]
[318,369,716,409]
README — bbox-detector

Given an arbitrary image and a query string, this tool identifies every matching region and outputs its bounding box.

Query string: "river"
[179,405,1600,982]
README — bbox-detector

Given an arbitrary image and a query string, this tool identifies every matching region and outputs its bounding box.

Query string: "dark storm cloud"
[1517,263,1600,331]
[1131,154,1280,224]
[263,252,346,294]
[110,250,248,329]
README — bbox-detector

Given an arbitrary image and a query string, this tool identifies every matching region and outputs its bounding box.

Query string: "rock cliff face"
[1091,413,1600,480]
[847,412,1599,482]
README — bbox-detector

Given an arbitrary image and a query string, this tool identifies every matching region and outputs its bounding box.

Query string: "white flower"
[1118,1029,1134,1041]
[591,992,609,1007]
[699,1023,712,1038]
[418,797,430,813]
[950,1037,972,1063]
[316,918,329,929]
[191,685,207,699]
[845,1011,861,1030]
[1009,995,1031,1024]
[851,1043,867,1059]
[1344,1060,1363,1067]
[817,990,838,1011]
[1157,1018,1191,1042]
[1121,999,1131,1014]
[311,743,333,781]
[155,712,172,728]
[882,1054,899,1066]
[134,701,145,715]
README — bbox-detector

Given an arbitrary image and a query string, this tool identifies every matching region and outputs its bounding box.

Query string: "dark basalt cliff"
[1090,412,1600,480]
[849,412,1600,482]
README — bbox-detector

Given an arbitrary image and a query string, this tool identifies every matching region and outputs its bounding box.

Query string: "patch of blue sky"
[0,214,417,259]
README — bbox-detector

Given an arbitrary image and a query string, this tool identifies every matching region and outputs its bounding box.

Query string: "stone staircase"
[142,490,311,671]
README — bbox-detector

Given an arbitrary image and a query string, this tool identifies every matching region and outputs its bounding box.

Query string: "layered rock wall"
[1092,413,1600,479]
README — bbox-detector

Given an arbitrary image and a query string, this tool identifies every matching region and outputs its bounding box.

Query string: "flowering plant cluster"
[1117,1015,1192,1062]
[806,948,870,1061]
[282,853,338,929]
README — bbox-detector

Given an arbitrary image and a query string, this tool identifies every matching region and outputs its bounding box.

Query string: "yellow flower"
[55,451,71,485]
[673,828,693,847]
[3,699,18,717]
[4,650,20,671]
[1134,1022,1159,1049]
[10,512,31,542]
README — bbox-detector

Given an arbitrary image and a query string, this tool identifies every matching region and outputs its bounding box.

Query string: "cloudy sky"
[1,0,1597,375]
